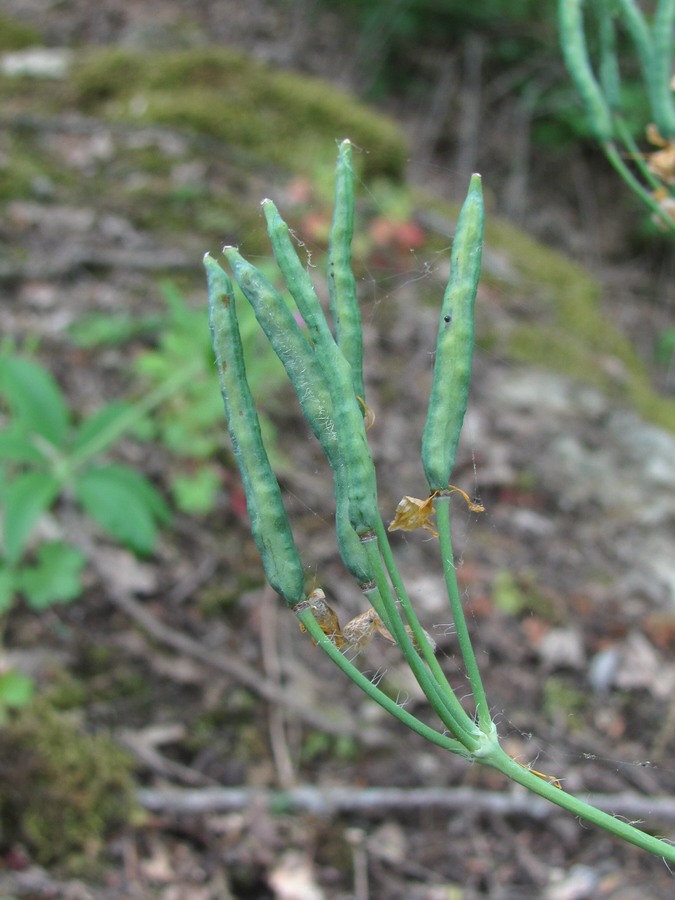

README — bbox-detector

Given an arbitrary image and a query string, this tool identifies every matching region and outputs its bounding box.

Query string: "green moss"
[491,569,560,621]
[0,134,59,202]
[0,702,137,872]
[485,216,675,433]
[0,15,42,51]
[70,47,407,179]
[543,677,588,727]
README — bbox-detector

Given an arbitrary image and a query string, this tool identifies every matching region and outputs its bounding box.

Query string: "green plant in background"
[133,280,285,513]
[0,352,177,710]
[72,279,286,514]
[0,352,170,616]
[207,140,675,862]
[321,0,552,97]
[0,354,168,568]
[559,0,675,232]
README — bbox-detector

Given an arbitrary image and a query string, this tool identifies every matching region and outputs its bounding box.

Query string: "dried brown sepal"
[652,187,675,225]
[444,484,485,514]
[512,756,564,791]
[388,485,484,536]
[357,395,376,431]
[646,124,675,185]
[298,588,345,649]
[375,617,437,654]
[388,494,438,536]
[341,607,382,653]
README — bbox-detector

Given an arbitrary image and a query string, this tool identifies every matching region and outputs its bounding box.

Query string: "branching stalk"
[559,0,675,233]
[207,139,675,863]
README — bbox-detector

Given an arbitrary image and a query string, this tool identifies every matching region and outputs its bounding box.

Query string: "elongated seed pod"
[262,198,337,353]
[241,204,372,578]
[335,482,373,583]
[205,253,305,607]
[328,139,365,404]
[614,0,675,136]
[222,246,337,457]
[257,199,378,536]
[597,0,621,111]
[422,174,483,492]
[559,0,614,143]
[650,0,675,138]
[313,328,379,536]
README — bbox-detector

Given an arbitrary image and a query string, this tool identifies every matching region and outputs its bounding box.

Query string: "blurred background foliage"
[0,0,674,875]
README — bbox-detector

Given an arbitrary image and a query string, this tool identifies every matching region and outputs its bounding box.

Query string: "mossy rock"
[413,189,675,433]
[484,216,675,433]
[0,15,43,51]
[0,702,137,872]
[70,47,407,179]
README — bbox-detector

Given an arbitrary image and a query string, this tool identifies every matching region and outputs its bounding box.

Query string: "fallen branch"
[137,783,675,824]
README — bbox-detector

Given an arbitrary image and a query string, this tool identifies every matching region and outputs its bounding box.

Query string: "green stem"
[485,742,675,863]
[360,533,481,751]
[435,495,492,732]
[297,607,471,757]
[612,116,665,193]
[603,140,675,232]
[374,519,467,699]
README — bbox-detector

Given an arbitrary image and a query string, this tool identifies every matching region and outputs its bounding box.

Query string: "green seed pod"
[597,0,621,111]
[205,253,305,607]
[328,139,365,404]
[259,201,376,579]
[222,245,338,457]
[650,0,675,139]
[422,174,483,492]
[317,340,379,537]
[255,200,378,536]
[558,0,614,143]
[262,198,336,352]
[335,472,374,584]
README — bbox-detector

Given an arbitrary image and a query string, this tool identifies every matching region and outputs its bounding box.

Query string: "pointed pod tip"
[260,198,280,222]
[468,173,483,199]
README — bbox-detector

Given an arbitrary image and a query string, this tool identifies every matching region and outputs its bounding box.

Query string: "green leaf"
[17,540,86,609]
[71,401,135,455]
[3,471,61,562]
[171,466,220,514]
[0,426,48,464]
[73,464,170,555]
[68,310,162,347]
[0,670,35,708]
[0,355,70,445]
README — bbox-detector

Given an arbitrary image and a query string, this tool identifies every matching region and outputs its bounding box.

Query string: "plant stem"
[612,116,664,193]
[435,495,492,733]
[296,606,471,757]
[485,743,675,863]
[373,519,481,738]
[360,535,481,751]
[603,141,675,232]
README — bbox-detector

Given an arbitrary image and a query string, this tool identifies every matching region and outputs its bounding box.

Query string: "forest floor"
[2,2,675,898]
